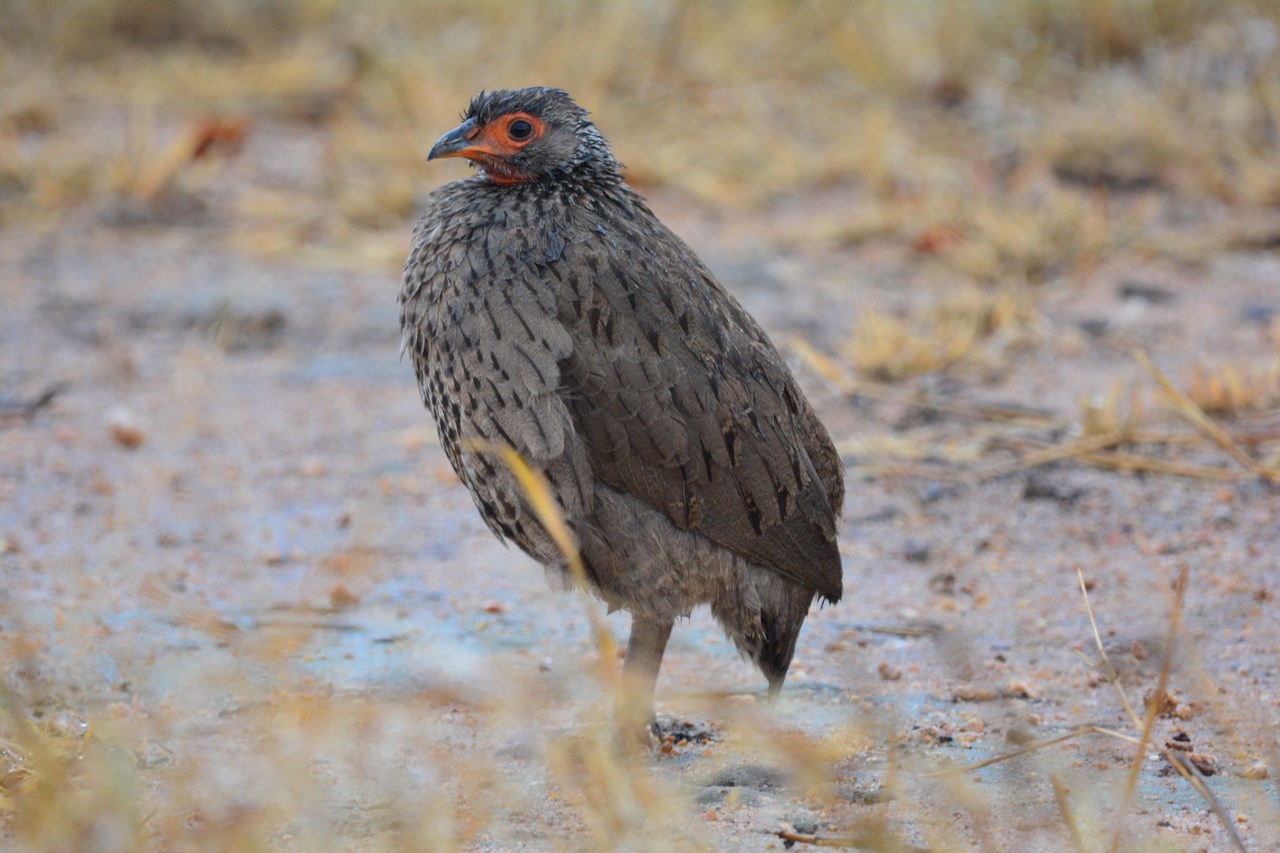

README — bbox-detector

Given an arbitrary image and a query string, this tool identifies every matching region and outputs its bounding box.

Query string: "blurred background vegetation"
[4,0,1280,277]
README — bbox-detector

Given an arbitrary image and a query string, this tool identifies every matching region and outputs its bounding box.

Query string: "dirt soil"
[2,122,1279,851]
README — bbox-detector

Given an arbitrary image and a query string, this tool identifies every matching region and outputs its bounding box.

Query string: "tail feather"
[754,586,815,697]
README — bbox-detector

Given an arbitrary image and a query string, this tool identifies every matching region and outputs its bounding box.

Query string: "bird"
[399,87,844,730]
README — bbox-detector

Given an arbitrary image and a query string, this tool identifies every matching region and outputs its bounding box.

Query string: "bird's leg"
[618,614,673,742]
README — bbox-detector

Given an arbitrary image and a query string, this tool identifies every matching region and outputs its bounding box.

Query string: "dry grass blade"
[493,445,579,573]
[791,337,1060,428]
[924,725,1139,779]
[936,567,1247,851]
[469,443,679,845]
[970,432,1127,482]
[1078,569,1142,730]
[976,436,1248,484]
[864,385,1060,428]
[1162,749,1249,853]
[1083,564,1248,852]
[1078,450,1242,481]
[1135,349,1280,482]
[1050,774,1086,853]
[492,444,619,677]
[803,340,1272,487]
[1109,565,1187,853]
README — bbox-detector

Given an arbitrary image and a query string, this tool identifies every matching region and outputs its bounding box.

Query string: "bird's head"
[427,87,621,186]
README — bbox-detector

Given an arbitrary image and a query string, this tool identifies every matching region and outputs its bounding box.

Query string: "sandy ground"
[2,124,1279,851]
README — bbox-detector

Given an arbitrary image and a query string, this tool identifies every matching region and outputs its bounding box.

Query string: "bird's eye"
[508,119,534,141]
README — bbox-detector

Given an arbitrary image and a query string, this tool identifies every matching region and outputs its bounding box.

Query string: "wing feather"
[555,198,845,601]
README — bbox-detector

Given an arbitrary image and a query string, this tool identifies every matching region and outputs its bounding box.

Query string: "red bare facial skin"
[430,113,545,185]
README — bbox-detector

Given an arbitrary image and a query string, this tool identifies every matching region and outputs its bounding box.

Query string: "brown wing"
[549,199,845,602]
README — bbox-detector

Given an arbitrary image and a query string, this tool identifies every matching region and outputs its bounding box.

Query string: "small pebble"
[107,406,145,448]
[1242,302,1276,325]
[1006,680,1036,699]
[1188,753,1218,776]
[328,584,360,609]
[903,538,931,563]
[1239,762,1270,780]
[299,457,327,477]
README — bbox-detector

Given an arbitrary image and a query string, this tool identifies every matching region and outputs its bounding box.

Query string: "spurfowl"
[399,88,844,724]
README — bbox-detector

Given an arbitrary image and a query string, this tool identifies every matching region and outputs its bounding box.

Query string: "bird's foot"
[648,714,721,755]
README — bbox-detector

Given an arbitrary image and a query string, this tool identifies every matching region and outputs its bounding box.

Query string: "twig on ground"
[774,825,932,852]
[865,623,942,638]
[0,384,65,422]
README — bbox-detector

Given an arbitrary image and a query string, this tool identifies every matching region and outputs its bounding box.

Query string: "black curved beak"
[427,117,480,161]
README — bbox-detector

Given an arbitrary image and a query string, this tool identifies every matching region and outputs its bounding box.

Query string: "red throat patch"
[475,155,535,186]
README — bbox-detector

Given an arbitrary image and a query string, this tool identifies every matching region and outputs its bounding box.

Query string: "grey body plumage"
[399,88,844,708]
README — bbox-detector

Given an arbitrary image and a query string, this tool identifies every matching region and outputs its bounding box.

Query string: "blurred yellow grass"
[2,0,1278,277]
[848,286,1036,381]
